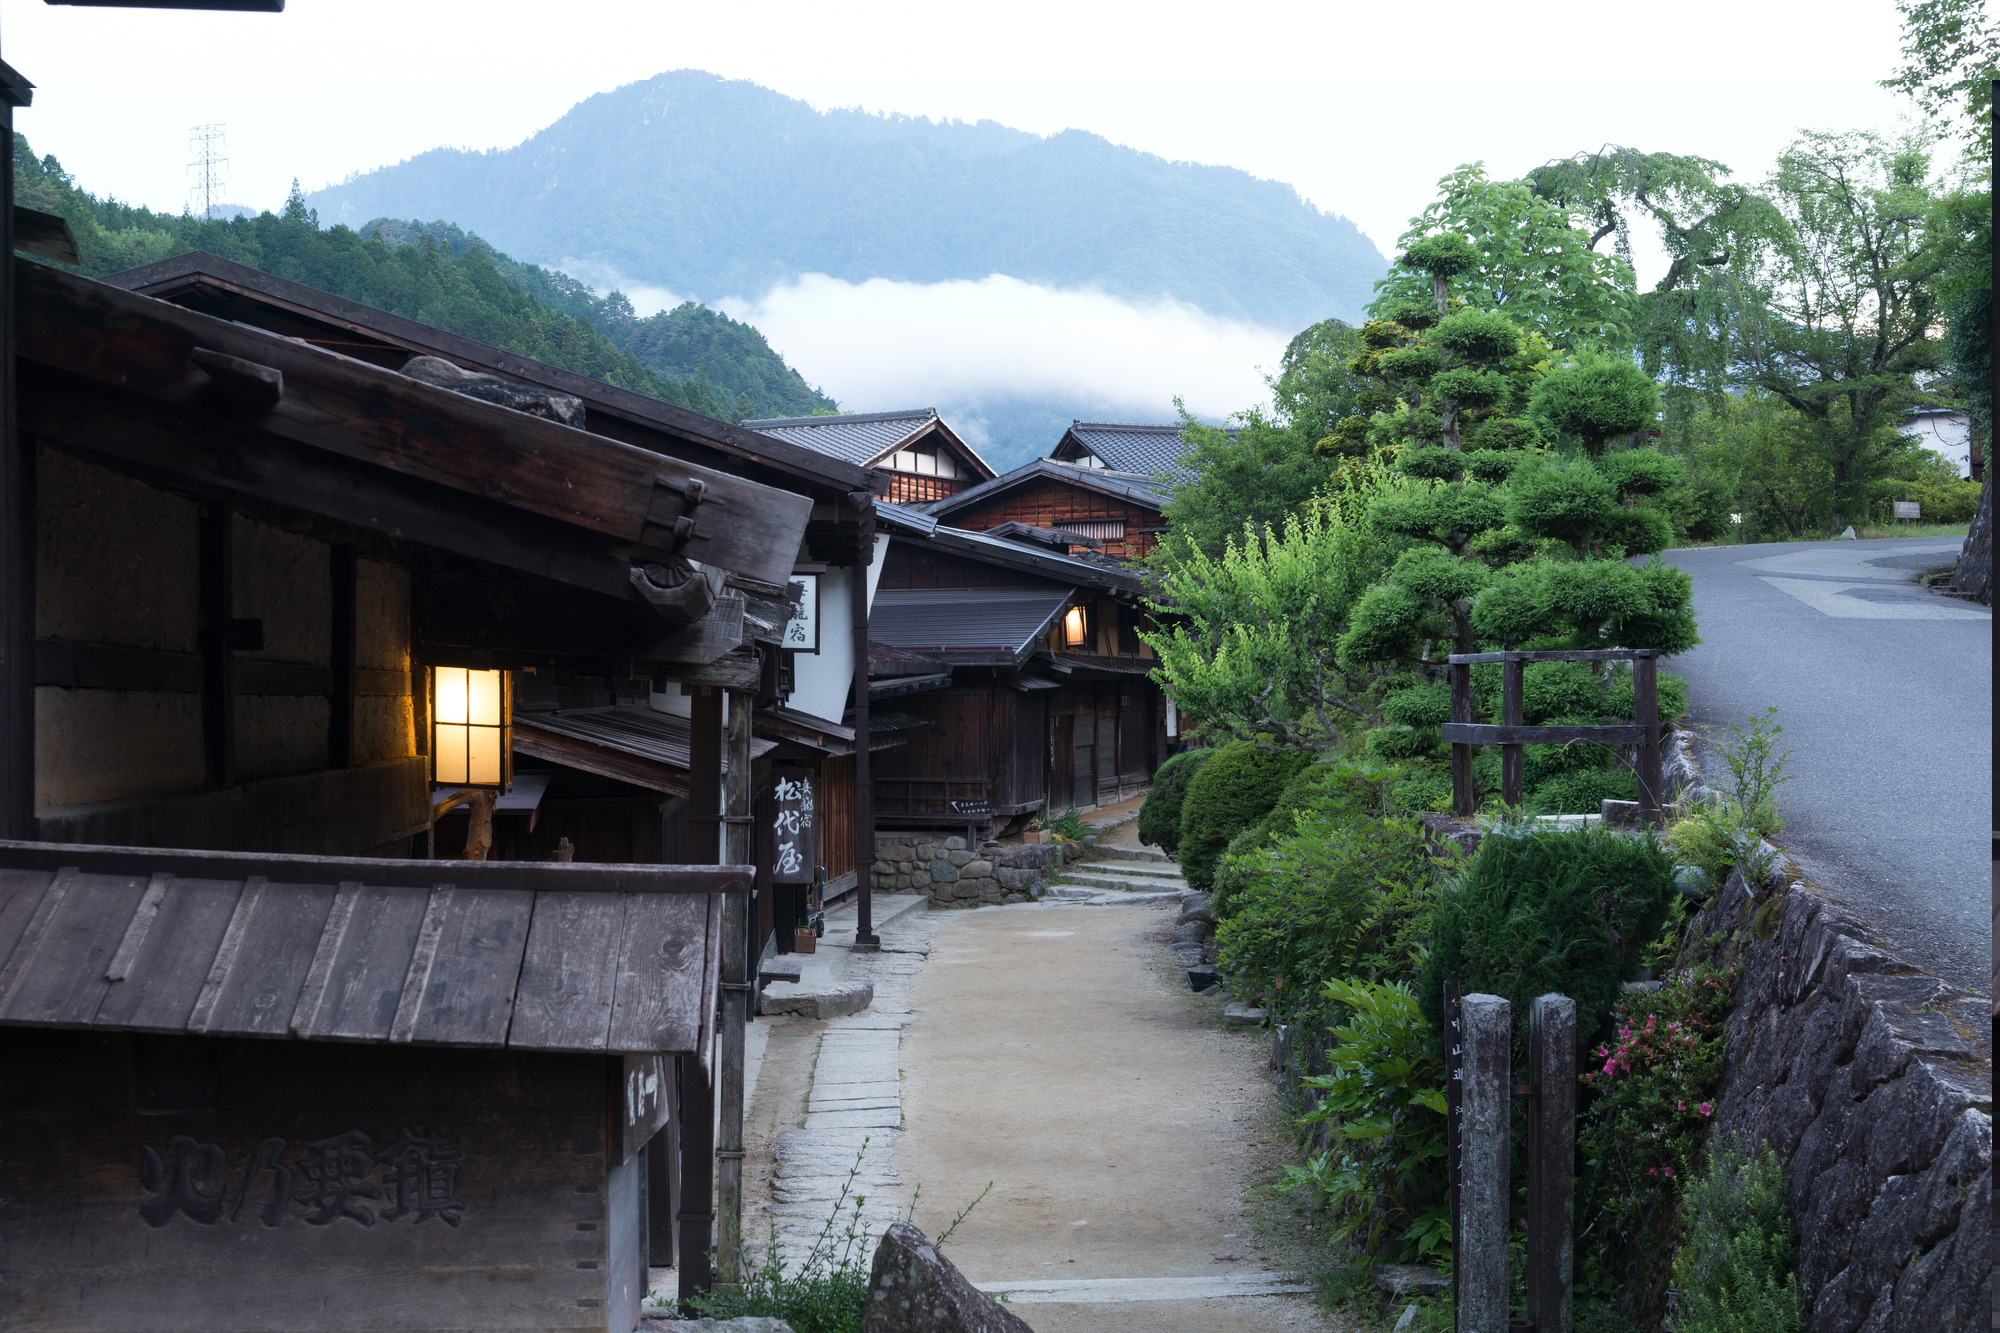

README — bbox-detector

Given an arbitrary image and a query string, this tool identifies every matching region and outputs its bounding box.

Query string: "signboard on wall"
[769,767,817,884]
[784,574,819,654]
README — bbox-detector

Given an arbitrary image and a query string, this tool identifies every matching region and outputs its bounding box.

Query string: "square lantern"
[431,666,512,789]
[1060,602,1090,650]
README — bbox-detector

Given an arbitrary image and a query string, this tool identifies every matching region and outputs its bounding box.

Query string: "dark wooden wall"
[941,479,1161,560]
[0,1031,640,1332]
[820,754,856,887]
[1042,678,1158,812]
[870,686,1044,823]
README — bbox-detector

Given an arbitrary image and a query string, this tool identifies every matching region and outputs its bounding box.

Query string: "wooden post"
[1634,653,1662,827]
[328,545,356,770]
[199,505,238,790]
[1501,655,1525,809]
[715,690,753,1290]
[675,1054,714,1304]
[1444,978,1462,1295]
[850,549,878,949]
[1455,992,1509,1333]
[1450,662,1475,817]
[1527,993,1576,1333]
[646,1122,676,1269]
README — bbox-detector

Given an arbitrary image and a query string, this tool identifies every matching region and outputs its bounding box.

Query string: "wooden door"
[1071,704,1095,811]
[1095,709,1118,805]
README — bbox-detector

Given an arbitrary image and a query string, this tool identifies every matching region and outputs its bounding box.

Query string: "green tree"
[1884,0,1998,160]
[1369,164,1640,352]
[1728,130,1967,530]
[1143,498,1395,749]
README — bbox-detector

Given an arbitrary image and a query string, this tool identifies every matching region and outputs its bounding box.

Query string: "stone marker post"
[1456,992,1510,1333]
[1527,992,1577,1333]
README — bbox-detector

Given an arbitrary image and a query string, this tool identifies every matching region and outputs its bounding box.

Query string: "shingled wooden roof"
[0,842,748,1061]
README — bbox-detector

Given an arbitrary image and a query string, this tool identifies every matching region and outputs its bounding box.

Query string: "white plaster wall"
[786,534,889,726]
[1907,412,1973,477]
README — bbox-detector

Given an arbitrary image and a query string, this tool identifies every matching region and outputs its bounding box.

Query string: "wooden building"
[101,252,893,932]
[0,246,850,1326]
[1048,419,1209,480]
[921,457,1171,562]
[864,517,1163,833]
[744,408,995,506]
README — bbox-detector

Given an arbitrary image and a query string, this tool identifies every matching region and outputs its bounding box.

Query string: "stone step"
[1085,860,1185,880]
[1095,845,1173,864]
[1055,871,1189,893]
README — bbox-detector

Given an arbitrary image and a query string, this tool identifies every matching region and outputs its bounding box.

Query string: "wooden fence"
[1440,648,1665,826]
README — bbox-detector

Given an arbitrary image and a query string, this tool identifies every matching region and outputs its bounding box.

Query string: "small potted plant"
[1023,818,1048,845]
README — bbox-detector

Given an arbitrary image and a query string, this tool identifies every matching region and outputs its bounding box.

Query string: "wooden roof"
[923,457,1170,523]
[0,842,747,1060]
[18,260,812,596]
[870,587,1073,666]
[102,251,880,503]
[514,707,778,795]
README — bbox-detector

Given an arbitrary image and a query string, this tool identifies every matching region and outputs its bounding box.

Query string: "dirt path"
[894,898,1337,1331]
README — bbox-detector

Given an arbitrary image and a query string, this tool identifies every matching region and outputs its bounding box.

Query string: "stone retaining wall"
[870,833,1087,907]
[1683,866,1991,1332]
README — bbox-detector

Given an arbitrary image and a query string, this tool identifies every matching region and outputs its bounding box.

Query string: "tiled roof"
[870,587,1073,665]
[742,409,938,468]
[1055,420,1237,483]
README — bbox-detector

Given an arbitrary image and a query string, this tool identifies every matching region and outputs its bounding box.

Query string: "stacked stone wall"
[1682,867,1990,1332]
[870,834,1087,906]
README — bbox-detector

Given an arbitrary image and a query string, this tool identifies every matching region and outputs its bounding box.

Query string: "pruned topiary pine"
[1321,213,1697,798]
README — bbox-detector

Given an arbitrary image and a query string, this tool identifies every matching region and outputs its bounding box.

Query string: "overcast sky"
[4,0,1926,429]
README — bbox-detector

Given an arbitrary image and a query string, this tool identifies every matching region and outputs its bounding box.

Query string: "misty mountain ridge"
[307,70,1390,331]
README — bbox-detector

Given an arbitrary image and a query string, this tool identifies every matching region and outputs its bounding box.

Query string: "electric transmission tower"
[188,124,227,220]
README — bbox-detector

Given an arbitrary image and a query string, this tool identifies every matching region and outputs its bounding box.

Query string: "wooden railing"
[1440,648,1663,825]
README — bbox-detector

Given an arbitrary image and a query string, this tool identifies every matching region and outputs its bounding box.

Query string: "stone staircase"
[1038,845,1191,905]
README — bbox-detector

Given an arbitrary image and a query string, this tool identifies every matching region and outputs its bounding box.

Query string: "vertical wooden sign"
[1444,976,1462,1303]
[769,767,816,885]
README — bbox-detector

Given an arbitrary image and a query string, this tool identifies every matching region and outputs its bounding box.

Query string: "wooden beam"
[18,260,814,586]
[1441,723,1647,746]
[23,369,647,601]
[0,834,754,894]
[199,504,237,789]
[329,545,356,768]
[1446,649,1661,664]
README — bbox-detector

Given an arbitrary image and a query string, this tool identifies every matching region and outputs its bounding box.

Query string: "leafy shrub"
[1389,773,1452,814]
[1710,706,1792,835]
[1036,808,1094,843]
[1528,764,1638,814]
[1178,741,1313,893]
[1137,747,1212,854]
[1419,825,1677,1044]
[1669,1139,1804,1333]
[1667,802,1779,897]
[1210,758,1406,913]
[689,1144,878,1333]
[1574,963,1737,1329]
[1215,814,1435,1003]
[1280,978,1450,1264]
[1366,724,1440,760]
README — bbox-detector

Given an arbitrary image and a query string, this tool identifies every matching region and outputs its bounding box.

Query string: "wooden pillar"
[850,545,878,949]
[0,70,32,841]
[1450,661,1474,817]
[675,1053,714,1303]
[646,1122,676,1269]
[1501,655,1525,809]
[199,506,239,790]
[715,690,752,1289]
[1527,993,1576,1333]
[1455,992,1509,1333]
[690,688,722,864]
[1634,653,1662,826]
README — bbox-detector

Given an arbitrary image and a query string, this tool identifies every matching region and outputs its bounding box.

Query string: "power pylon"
[188,124,227,220]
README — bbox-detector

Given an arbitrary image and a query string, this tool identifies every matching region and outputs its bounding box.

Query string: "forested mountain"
[307,70,1389,330]
[15,137,837,423]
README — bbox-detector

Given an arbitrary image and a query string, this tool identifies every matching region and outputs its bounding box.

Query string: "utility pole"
[188,123,226,219]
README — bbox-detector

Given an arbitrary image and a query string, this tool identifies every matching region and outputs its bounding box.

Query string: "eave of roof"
[100,251,878,498]
[744,408,998,482]
[917,523,1145,596]
[869,587,1073,667]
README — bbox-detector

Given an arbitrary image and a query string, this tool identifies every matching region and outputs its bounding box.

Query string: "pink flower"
[1677,1100,1686,1112]
[1663,1167,1674,1177]
[1698,1102,1713,1117]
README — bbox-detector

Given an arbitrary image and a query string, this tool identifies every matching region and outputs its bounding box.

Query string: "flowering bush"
[1574,961,1738,1328]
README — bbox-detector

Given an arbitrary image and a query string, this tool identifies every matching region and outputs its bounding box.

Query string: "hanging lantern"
[431,666,512,789]
[1060,603,1089,650]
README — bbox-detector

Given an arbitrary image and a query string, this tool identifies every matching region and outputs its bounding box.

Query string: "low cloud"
[563,263,1289,425]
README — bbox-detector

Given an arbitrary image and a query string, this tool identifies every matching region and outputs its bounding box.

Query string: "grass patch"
[1671,522,1968,548]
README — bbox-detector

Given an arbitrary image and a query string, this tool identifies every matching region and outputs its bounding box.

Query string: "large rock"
[759,980,873,1019]
[1950,473,1991,604]
[400,354,585,426]
[863,1221,1035,1333]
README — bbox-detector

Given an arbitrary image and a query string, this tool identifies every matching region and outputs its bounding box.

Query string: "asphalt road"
[1661,537,1991,995]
